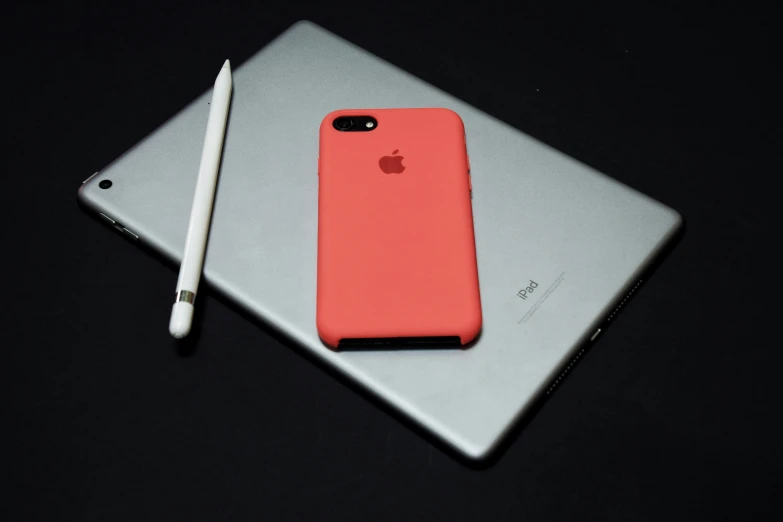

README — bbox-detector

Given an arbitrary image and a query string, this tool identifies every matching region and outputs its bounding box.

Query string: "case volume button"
[467,155,473,191]
[121,227,139,241]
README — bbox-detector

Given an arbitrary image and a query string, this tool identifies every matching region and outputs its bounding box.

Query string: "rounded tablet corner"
[463,438,500,462]
[289,19,317,32]
[670,207,686,232]
[76,181,97,210]
[661,205,686,242]
[76,182,89,203]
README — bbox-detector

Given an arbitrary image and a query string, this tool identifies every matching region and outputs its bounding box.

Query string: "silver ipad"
[77,21,682,459]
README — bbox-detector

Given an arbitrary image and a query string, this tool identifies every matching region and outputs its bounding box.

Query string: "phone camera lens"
[333,117,354,131]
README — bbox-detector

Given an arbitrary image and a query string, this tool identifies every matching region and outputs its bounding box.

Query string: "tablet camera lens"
[333,117,354,131]
[99,180,113,189]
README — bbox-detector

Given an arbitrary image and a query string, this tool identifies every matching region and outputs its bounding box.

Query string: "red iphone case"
[317,108,482,349]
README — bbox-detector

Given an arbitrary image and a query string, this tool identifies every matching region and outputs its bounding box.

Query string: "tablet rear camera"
[333,117,354,131]
[99,180,113,189]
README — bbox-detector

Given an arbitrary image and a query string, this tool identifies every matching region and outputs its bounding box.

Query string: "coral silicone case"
[317,108,482,349]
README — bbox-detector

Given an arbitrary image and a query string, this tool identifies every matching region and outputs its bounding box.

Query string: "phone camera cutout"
[333,115,377,132]
[333,117,354,131]
[99,180,113,189]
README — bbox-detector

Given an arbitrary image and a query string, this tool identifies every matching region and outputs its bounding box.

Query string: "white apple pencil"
[169,59,233,338]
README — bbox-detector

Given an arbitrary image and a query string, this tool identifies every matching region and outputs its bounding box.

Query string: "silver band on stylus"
[175,290,195,304]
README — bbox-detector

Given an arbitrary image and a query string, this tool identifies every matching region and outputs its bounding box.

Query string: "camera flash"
[366,121,374,128]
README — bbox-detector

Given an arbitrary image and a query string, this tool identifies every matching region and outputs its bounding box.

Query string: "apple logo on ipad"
[379,150,405,174]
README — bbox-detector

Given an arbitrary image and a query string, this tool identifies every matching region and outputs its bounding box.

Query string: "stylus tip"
[222,59,230,71]
[169,302,194,339]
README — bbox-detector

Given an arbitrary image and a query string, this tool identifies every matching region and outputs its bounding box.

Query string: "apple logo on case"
[378,150,405,174]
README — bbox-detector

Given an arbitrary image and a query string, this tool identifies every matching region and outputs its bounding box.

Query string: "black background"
[4,1,778,520]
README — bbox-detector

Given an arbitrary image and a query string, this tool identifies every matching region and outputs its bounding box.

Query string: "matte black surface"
[4,1,777,520]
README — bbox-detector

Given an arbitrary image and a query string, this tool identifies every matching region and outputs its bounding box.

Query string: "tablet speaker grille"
[606,279,644,323]
[545,347,587,396]
[543,278,645,397]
